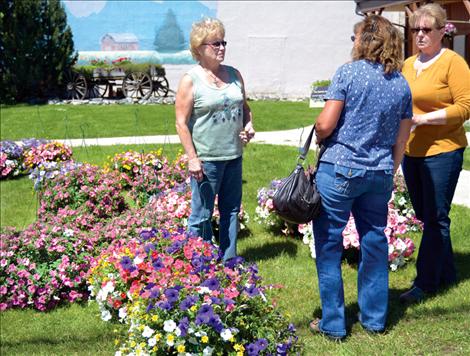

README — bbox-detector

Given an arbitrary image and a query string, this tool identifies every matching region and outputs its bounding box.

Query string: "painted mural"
[61,0,217,65]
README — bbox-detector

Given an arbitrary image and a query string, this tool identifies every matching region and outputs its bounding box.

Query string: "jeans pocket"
[333,165,366,194]
[383,169,393,192]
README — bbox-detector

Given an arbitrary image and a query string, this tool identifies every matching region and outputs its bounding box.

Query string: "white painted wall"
[216,1,363,99]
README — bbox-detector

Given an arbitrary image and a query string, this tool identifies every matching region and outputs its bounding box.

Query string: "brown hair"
[351,15,403,74]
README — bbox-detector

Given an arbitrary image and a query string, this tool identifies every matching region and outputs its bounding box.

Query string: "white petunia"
[198,287,211,294]
[103,281,114,294]
[134,255,144,265]
[101,309,112,321]
[118,307,127,320]
[220,328,233,341]
[148,336,157,347]
[142,326,154,338]
[63,228,74,237]
[203,346,214,356]
[163,319,177,332]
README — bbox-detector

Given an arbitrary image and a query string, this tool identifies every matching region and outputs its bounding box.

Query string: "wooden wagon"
[64,63,170,100]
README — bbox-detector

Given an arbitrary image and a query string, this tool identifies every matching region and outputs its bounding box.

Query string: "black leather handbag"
[273,126,325,224]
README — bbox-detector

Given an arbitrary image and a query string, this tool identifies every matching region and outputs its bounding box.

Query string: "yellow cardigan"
[402,49,470,157]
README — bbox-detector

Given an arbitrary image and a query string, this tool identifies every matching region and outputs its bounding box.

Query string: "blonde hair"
[189,18,225,61]
[351,15,403,74]
[409,3,447,29]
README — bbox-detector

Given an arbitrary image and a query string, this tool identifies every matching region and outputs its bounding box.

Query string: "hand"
[412,114,426,126]
[188,157,203,181]
[240,121,255,144]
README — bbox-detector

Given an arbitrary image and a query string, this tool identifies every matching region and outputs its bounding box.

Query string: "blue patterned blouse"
[321,59,412,170]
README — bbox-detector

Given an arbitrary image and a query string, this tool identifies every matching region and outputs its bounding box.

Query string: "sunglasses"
[410,27,435,34]
[203,41,227,48]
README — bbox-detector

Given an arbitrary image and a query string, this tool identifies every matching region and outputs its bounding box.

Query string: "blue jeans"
[402,148,464,293]
[313,162,393,337]
[188,156,242,261]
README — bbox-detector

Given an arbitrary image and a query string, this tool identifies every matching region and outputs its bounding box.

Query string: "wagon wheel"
[88,79,109,98]
[122,71,153,99]
[64,70,88,100]
[152,76,169,98]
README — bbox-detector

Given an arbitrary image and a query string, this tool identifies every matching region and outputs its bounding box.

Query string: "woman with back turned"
[310,15,413,340]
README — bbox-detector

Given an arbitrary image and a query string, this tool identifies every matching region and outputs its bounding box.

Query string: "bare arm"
[315,100,344,142]
[234,68,255,143]
[393,118,413,174]
[175,74,203,181]
[412,109,447,126]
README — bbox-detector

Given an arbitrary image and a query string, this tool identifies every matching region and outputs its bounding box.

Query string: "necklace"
[201,66,222,85]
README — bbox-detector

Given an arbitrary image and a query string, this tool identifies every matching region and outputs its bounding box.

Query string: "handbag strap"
[298,125,326,171]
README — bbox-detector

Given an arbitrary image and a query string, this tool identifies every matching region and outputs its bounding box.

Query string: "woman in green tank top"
[175,18,255,261]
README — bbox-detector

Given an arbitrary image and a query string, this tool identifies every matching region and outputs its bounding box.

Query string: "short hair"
[189,18,225,61]
[409,3,447,29]
[351,15,403,74]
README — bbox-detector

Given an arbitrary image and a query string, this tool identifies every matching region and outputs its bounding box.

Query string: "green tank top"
[187,65,244,161]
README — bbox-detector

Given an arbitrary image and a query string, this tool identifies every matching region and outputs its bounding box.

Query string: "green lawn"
[1,143,470,355]
[0,101,319,140]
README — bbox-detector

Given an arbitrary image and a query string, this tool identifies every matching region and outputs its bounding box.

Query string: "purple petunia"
[164,288,179,303]
[201,277,220,291]
[120,256,136,272]
[256,338,268,351]
[139,228,156,241]
[245,285,260,298]
[179,295,198,311]
[152,257,164,270]
[245,342,260,356]
[225,256,245,269]
[196,304,214,324]
[144,243,156,253]
[178,316,189,336]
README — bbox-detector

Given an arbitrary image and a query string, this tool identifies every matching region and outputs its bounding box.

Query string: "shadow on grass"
[388,251,470,326]
[241,240,298,262]
[296,251,470,337]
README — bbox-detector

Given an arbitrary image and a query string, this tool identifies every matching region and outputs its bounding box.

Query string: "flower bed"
[88,228,300,355]
[256,174,421,270]
[1,146,249,312]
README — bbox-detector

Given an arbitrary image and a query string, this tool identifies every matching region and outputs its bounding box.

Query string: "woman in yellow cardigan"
[400,3,470,304]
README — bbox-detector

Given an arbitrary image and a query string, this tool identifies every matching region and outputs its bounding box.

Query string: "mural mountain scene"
[62,0,215,64]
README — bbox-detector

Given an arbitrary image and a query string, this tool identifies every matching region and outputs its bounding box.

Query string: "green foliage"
[73,63,164,80]
[0,0,77,103]
[153,9,186,52]
[311,80,331,88]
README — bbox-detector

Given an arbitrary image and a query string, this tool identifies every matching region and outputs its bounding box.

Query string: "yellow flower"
[152,346,158,352]
[151,315,159,322]
[190,305,197,312]
[130,340,137,348]
[177,345,186,353]
[114,339,120,346]
[201,335,209,343]
[155,333,162,341]
[234,344,245,352]
[229,336,235,343]
[139,342,146,348]
[236,352,244,356]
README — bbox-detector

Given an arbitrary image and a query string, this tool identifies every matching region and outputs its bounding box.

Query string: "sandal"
[309,318,344,341]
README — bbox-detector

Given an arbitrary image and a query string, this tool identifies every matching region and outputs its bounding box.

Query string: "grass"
[464,147,470,170]
[1,143,470,355]
[0,101,319,140]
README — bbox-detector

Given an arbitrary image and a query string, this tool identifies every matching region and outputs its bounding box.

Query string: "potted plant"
[309,79,331,108]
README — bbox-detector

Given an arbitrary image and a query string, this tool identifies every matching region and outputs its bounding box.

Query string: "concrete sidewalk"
[55,128,470,208]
